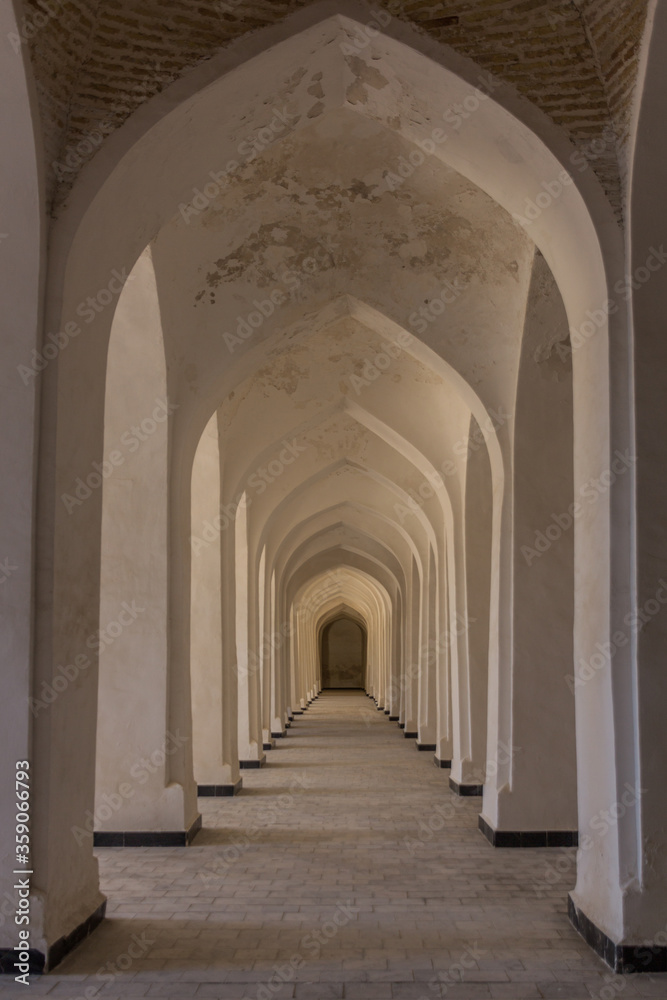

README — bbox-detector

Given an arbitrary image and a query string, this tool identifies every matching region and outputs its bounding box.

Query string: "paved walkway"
[5,691,667,998]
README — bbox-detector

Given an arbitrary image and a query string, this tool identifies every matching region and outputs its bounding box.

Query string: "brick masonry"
[21,0,648,218]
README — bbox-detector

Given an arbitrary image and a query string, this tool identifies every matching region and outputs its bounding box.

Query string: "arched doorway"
[321,617,367,689]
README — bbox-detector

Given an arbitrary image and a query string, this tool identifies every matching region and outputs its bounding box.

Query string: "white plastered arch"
[32,1,630,952]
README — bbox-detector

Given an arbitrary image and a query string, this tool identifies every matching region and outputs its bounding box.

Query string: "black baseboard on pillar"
[292,710,304,716]
[3,900,109,974]
[271,730,287,739]
[384,709,390,715]
[568,896,667,973]
[377,705,384,711]
[449,777,483,796]
[433,756,452,768]
[404,731,418,739]
[198,779,242,797]
[416,742,437,752]
[478,815,578,848]
[46,899,107,973]
[0,946,45,976]
[398,722,405,729]
[389,715,399,721]
[94,814,202,847]
[239,755,266,769]
[263,741,275,751]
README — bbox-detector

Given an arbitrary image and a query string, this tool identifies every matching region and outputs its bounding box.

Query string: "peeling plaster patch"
[308,79,325,100]
[285,67,308,89]
[345,56,390,91]
[166,109,534,355]
[210,312,486,483]
[534,337,572,382]
[345,54,390,106]
[196,222,337,293]
[346,79,369,106]
[253,351,310,397]
[348,179,376,201]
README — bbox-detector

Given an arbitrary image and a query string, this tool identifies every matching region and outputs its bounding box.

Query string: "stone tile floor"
[4,690,667,999]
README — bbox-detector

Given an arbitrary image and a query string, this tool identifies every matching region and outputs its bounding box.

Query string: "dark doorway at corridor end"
[320,616,367,689]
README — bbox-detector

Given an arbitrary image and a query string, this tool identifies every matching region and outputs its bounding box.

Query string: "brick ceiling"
[24,0,648,217]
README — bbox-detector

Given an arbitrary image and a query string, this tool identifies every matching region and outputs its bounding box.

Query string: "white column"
[235,494,264,765]
[191,416,240,793]
[95,249,196,840]
[481,252,577,839]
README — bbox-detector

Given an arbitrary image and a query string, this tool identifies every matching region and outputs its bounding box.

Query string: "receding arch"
[30,2,632,960]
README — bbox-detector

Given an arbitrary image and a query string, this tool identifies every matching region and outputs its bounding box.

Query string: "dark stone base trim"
[198,779,242,797]
[47,900,106,971]
[416,742,437,752]
[0,947,45,976]
[263,741,275,751]
[239,756,266,769]
[398,722,405,729]
[433,756,452,768]
[389,715,399,721]
[449,777,483,796]
[384,709,390,715]
[94,814,202,847]
[478,815,578,848]
[292,710,304,716]
[29,899,106,973]
[568,896,667,973]
[377,706,384,711]
[271,731,287,739]
[404,731,418,739]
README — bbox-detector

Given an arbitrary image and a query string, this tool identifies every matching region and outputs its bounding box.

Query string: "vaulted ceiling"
[25,0,648,216]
